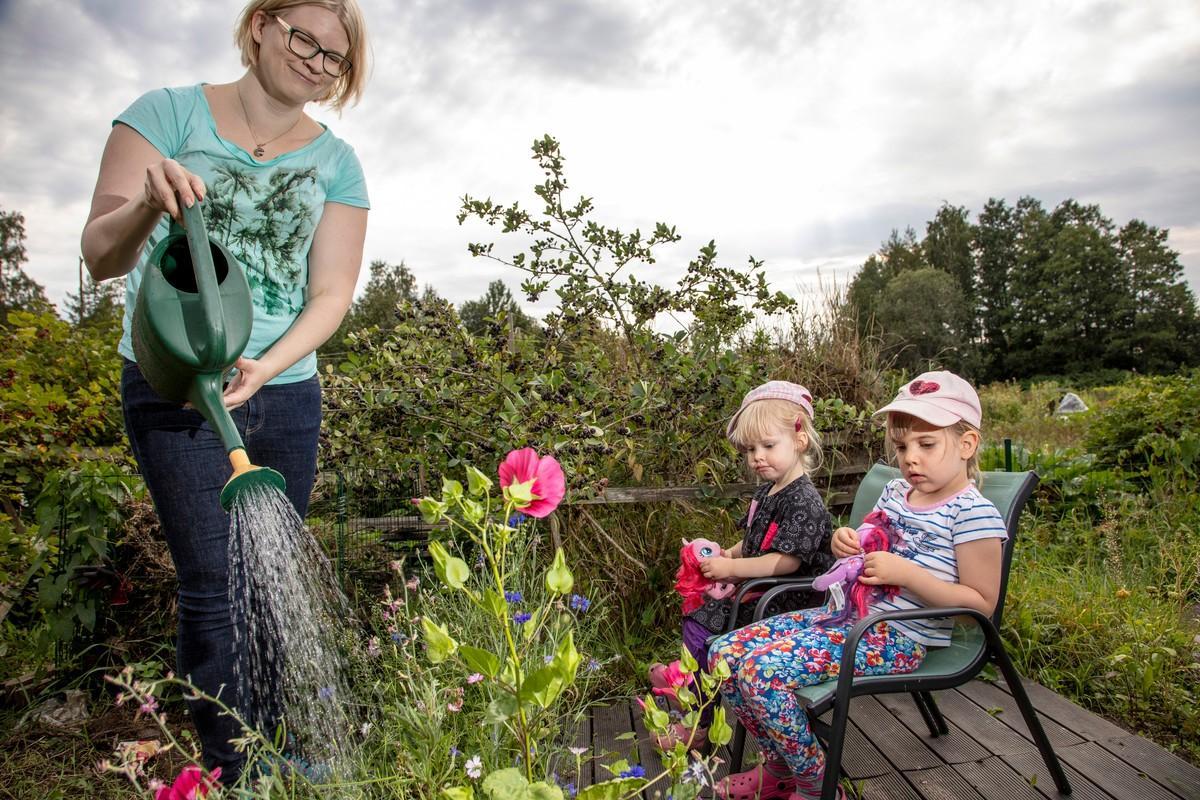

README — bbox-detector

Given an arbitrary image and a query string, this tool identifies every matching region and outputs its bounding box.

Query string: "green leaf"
[709,706,733,747]
[441,787,475,800]
[421,617,458,663]
[577,778,646,800]
[481,768,528,799]
[520,665,564,709]
[545,547,574,595]
[482,589,507,619]
[429,540,470,590]
[442,477,464,502]
[459,645,500,678]
[486,693,518,723]
[678,643,698,674]
[417,496,446,524]
[466,465,493,496]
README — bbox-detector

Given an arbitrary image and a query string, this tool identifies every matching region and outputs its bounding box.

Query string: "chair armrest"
[725,576,818,632]
[831,606,999,700]
[750,577,818,621]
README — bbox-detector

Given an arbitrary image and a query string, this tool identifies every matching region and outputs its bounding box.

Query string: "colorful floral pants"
[708,607,926,790]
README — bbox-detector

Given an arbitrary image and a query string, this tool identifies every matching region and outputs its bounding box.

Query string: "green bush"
[1084,370,1200,479]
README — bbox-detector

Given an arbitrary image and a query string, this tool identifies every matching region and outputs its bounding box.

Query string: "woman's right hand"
[141,159,206,222]
[831,525,862,559]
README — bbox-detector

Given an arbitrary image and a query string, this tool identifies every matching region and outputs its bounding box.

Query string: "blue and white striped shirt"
[868,479,1007,647]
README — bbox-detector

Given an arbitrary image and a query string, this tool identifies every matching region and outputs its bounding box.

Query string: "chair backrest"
[845,463,1039,627]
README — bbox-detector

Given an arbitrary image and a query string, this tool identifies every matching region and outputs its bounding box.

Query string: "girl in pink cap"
[707,371,1006,800]
[647,381,835,750]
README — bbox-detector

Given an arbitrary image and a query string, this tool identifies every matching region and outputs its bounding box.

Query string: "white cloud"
[2,0,1197,315]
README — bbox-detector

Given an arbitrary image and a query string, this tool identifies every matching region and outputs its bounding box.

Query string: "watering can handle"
[180,200,227,364]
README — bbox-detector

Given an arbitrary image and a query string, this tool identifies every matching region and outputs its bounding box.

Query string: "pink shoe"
[651,722,709,753]
[713,761,796,800]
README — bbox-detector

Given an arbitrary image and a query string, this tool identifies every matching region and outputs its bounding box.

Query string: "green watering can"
[131,199,285,510]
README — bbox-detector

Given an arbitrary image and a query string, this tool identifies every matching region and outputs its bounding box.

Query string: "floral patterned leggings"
[708,607,926,790]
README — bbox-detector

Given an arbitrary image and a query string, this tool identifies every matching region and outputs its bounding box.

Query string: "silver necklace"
[235,84,303,158]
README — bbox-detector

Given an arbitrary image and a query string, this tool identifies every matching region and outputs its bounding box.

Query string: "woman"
[80,0,370,780]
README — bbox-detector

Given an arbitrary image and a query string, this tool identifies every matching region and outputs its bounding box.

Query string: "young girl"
[708,371,1006,800]
[649,381,835,748]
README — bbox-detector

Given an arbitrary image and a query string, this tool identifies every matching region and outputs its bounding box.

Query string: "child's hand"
[831,526,862,559]
[699,556,738,582]
[721,547,736,559]
[858,551,916,587]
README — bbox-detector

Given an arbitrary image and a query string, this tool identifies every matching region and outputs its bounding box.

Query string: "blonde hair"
[885,412,982,486]
[727,398,823,474]
[235,0,370,112]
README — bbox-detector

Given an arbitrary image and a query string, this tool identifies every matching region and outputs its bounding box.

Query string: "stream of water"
[228,482,358,783]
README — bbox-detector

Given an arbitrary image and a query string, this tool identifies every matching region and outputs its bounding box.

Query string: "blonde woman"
[81,1,370,781]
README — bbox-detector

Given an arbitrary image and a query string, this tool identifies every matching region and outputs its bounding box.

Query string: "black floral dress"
[687,475,834,635]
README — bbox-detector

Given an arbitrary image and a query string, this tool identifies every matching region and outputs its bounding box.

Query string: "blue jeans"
[121,359,321,779]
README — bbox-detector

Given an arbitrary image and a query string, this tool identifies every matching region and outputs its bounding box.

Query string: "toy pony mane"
[675,540,719,614]
[845,510,898,620]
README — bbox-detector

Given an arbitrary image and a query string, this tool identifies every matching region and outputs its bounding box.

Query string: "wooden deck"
[574,676,1200,799]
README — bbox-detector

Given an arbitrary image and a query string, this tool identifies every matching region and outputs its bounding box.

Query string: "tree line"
[848,198,1200,381]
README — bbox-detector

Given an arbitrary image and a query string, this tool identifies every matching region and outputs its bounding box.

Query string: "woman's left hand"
[222,356,269,410]
[858,551,915,587]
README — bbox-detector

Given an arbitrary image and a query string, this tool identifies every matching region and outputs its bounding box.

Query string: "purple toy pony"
[812,509,900,625]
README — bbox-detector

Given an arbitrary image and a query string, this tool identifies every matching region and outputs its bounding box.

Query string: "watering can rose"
[498,448,565,518]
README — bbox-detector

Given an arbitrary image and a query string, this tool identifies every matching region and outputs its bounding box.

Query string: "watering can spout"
[132,198,287,508]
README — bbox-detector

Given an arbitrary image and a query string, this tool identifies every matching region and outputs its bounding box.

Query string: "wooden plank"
[902,764,986,799]
[1097,736,1200,799]
[1055,741,1181,800]
[592,703,635,770]
[1002,748,1115,800]
[929,689,1036,757]
[993,676,1129,743]
[566,710,593,789]
[849,696,943,771]
[840,717,895,780]
[628,701,667,799]
[952,757,1049,800]
[957,679,1083,750]
[858,771,924,800]
[874,692,995,763]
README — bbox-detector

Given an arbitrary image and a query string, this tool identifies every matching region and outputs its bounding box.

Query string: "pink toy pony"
[813,509,901,625]
[675,538,737,614]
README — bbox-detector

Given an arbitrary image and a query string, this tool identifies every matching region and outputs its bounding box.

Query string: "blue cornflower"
[508,512,528,526]
[565,782,577,798]
[568,594,591,612]
[586,657,601,672]
[450,745,460,759]
[318,686,334,701]
[513,611,532,625]
[544,654,554,664]
[619,764,646,779]
[391,631,408,644]
[504,591,524,604]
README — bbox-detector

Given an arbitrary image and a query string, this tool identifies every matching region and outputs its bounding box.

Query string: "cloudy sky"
[3,0,1199,316]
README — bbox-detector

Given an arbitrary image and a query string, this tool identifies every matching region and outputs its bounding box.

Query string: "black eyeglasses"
[274,15,352,78]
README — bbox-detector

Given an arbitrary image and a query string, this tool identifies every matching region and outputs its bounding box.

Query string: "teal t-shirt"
[115,84,370,384]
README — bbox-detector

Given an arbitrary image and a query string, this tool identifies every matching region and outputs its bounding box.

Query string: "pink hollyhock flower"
[497,449,565,518]
[155,765,221,800]
[650,660,694,698]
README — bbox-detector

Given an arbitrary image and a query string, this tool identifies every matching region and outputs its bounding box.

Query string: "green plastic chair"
[728,464,1073,799]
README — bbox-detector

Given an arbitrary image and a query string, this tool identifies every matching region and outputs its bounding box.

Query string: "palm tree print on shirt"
[206,164,319,316]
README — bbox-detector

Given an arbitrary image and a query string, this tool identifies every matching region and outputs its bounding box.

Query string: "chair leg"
[921,691,949,735]
[819,694,851,800]
[911,692,941,737]
[729,719,746,773]
[990,649,1073,795]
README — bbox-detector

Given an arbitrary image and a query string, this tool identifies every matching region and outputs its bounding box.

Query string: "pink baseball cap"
[726,381,815,436]
[873,371,982,429]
